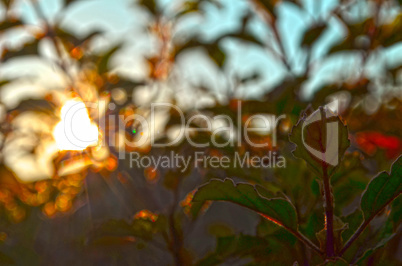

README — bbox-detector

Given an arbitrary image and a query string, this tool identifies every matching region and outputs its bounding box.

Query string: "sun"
[53,98,99,151]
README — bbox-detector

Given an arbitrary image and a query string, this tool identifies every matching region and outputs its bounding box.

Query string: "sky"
[2,0,402,105]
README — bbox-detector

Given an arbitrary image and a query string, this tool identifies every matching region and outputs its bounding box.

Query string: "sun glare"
[53,98,99,151]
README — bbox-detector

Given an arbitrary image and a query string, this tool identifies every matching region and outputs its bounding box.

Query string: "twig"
[29,0,74,86]
[338,192,401,256]
[250,0,292,72]
[292,229,325,257]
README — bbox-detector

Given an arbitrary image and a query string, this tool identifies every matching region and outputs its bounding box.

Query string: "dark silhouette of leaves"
[1,39,41,62]
[138,0,158,15]
[0,17,23,32]
[361,155,401,220]
[301,23,326,47]
[193,178,298,230]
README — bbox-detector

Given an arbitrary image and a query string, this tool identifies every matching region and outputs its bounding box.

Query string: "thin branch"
[250,0,292,72]
[339,192,401,256]
[292,229,325,257]
[260,214,324,257]
[29,0,74,85]
[322,166,335,257]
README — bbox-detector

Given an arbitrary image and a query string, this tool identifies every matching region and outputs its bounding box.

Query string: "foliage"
[0,0,401,265]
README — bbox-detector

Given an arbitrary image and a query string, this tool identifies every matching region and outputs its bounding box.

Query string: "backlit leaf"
[193,178,298,231]
[360,155,401,220]
[289,107,350,178]
[354,233,396,264]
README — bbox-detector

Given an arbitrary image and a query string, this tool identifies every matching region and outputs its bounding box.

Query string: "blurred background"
[0,0,401,265]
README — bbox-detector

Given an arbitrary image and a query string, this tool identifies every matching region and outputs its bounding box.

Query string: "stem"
[320,107,335,258]
[260,214,323,257]
[250,0,292,72]
[339,193,401,256]
[323,168,335,257]
[338,220,368,257]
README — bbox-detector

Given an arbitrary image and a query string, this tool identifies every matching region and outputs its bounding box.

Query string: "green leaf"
[193,178,298,231]
[289,107,350,178]
[354,233,396,264]
[389,196,402,229]
[301,23,326,47]
[360,155,402,220]
[341,209,363,241]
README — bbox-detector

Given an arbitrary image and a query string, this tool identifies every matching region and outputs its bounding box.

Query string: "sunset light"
[53,99,99,151]
[1,0,400,264]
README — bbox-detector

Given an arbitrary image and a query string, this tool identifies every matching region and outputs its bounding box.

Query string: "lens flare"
[53,99,99,151]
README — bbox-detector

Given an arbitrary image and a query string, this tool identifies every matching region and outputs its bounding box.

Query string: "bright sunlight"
[53,98,99,151]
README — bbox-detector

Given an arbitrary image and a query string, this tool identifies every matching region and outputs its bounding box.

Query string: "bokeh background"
[0,0,401,265]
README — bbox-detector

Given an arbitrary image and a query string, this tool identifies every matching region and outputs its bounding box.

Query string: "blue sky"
[1,0,402,107]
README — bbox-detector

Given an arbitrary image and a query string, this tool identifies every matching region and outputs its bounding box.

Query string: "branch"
[320,107,335,258]
[260,213,324,257]
[338,192,401,256]
[29,0,74,85]
[250,0,292,72]
[291,229,325,257]
[322,166,335,257]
